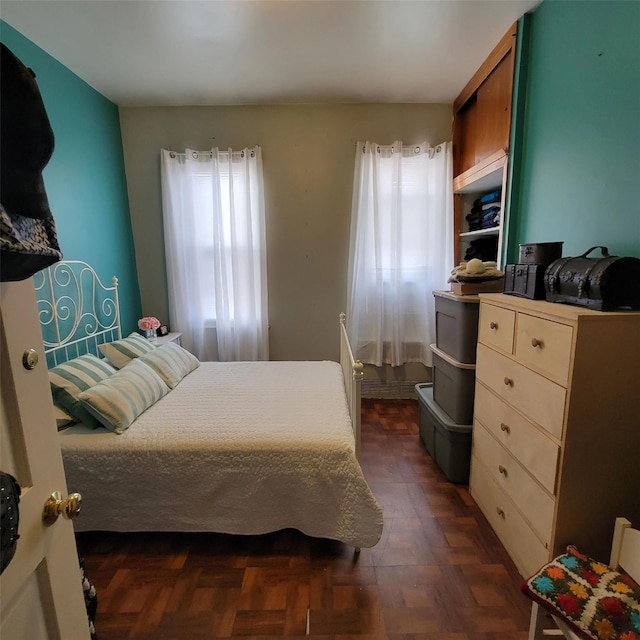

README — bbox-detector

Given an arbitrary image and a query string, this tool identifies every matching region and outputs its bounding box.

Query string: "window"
[347,141,453,367]
[161,147,268,361]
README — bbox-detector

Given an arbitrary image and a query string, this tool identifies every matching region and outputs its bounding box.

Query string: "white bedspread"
[60,360,383,548]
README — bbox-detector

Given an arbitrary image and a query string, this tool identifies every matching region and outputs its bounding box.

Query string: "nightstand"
[154,332,182,346]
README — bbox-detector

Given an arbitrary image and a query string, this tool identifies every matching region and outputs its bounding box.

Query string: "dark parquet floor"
[77,399,533,640]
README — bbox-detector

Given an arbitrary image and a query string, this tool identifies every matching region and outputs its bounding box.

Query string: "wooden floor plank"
[76,399,531,639]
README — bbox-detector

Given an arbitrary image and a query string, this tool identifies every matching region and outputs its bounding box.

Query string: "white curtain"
[160,147,269,361]
[347,141,453,367]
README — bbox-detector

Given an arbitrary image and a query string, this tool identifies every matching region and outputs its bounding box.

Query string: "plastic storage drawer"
[433,291,480,364]
[430,343,475,425]
[415,383,472,484]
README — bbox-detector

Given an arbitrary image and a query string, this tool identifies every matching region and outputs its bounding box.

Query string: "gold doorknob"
[43,491,82,526]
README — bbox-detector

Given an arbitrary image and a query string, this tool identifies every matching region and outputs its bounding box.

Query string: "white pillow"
[98,332,156,369]
[78,359,169,433]
[138,342,200,389]
[49,354,118,428]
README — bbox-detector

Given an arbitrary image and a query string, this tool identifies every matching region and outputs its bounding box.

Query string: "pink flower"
[138,316,160,331]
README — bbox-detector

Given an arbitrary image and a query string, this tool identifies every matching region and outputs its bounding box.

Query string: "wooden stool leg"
[528,602,567,638]
[528,603,547,640]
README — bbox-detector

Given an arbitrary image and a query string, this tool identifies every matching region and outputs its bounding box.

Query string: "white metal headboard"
[33,260,121,367]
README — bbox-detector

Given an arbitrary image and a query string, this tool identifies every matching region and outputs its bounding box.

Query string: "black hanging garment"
[80,558,99,639]
[0,43,62,282]
[0,471,21,574]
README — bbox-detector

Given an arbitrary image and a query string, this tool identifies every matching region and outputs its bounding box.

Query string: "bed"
[35,261,383,549]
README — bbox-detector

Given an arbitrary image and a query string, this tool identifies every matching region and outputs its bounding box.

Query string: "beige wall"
[119,103,451,366]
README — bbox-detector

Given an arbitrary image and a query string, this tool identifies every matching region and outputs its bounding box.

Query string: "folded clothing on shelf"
[479,189,501,205]
[464,236,499,262]
[466,189,502,231]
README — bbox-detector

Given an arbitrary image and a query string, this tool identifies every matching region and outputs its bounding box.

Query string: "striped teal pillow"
[138,342,200,389]
[78,359,169,434]
[98,332,156,369]
[49,354,118,428]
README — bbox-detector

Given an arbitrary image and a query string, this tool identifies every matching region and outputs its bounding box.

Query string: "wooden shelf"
[454,154,508,268]
[453,150,508,194]
[459,227,500,240]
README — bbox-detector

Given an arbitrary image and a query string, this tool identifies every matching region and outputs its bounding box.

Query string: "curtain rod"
[168,147,260,160]
[355,142,445,155]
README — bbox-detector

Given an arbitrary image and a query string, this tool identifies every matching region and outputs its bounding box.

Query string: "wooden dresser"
[470,293,640,577]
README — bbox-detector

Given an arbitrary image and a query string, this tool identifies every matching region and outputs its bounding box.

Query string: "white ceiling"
[1,0,540,107]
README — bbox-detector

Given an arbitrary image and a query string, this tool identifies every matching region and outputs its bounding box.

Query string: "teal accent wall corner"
[504,12,532,265]
[510,0,640,259]
[0,21,142,332]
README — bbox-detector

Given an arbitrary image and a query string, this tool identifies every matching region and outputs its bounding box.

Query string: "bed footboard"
[339,313,364,457]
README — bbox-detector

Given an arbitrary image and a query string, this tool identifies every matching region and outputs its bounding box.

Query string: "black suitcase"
[544,246,640,311]
[503,264,547,299]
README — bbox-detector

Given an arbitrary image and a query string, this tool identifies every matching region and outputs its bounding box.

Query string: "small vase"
[144,328,157,341]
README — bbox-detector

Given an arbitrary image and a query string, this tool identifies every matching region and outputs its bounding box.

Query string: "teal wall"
[509,0,640,261]
[0,21,142,333]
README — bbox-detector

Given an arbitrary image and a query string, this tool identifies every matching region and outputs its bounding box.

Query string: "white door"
[0,278,90,639]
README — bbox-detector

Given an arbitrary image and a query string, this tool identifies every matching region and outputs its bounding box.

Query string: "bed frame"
[35,261,364,451]
[340,312,364,457]
[34,261,121,368]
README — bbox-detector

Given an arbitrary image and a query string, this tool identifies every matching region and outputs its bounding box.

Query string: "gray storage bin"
[415,383,472,484]
[430,343,475,425]
[433,291,480,364]
[417,383,436,460]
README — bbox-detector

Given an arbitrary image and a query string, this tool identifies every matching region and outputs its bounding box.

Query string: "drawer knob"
[504,377,513,387]
[498,465,508,476]
[490,321,498,330]
[496,507,505,518]
[531,337,543,348]
[500,423,511,434]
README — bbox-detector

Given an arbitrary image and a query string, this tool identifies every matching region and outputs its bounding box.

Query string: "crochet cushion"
[522,546,640,640]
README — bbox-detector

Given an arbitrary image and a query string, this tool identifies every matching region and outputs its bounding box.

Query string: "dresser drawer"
[478,304,516,354]
[474,383,560,492]
[515,314,573,385]
[472,423,555,544]
[470,456,550,577]
[476,344,566,439]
